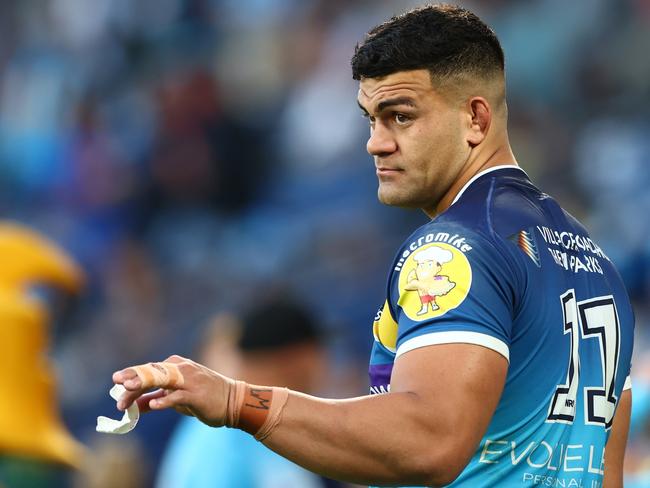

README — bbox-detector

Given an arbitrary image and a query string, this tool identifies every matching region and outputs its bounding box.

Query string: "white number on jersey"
[547,290,621,429]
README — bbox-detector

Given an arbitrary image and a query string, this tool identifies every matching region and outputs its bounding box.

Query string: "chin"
[378,189,413,208]
[378,188,436,211]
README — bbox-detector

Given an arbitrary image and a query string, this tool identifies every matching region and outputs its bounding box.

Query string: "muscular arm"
[263,344,507,486]
[603,388,631,488]
[116,344,507,487]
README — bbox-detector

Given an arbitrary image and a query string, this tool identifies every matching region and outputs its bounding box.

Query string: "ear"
[466,97,491,146]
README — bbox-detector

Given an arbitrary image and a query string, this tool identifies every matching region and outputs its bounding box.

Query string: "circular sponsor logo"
[397,243,472,321]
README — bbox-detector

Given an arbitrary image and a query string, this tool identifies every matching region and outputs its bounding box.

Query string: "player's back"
[448,167,635,486]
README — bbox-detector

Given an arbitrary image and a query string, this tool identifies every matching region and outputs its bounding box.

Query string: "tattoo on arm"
[245,388,272,410]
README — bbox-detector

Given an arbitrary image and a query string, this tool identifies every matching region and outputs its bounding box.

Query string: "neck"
[425,141,517,219]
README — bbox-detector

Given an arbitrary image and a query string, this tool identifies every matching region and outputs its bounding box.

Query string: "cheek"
[423,119,466,169]
[414,121,453,157]
[401,128,438,174]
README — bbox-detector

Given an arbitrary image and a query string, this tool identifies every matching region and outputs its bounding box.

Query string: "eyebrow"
[357,100,370,115]
[357,97,416,115]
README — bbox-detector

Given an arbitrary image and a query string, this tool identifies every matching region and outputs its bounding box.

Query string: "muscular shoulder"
[383,168,538,348]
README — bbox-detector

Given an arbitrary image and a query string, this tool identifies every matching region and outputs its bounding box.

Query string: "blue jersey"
[369,166,634,487]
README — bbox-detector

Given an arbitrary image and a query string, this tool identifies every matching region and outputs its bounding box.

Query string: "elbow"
[428,467,464,487]
[422,456,466,487]
[398,444,468,487]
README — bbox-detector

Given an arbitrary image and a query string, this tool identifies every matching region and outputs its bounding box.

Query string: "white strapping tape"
[96,384,140,434]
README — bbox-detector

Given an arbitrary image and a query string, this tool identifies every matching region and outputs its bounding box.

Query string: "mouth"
[375,166,403,177]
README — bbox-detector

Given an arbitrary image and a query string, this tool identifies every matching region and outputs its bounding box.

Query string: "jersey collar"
[450,165,529,207]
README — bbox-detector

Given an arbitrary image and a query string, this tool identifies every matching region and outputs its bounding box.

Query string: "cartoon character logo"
[398,243,472,321]
[404,246,456,315]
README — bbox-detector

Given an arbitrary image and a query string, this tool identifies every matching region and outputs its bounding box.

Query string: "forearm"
[113,350,504,486]
[112,358,451,484]
[261,390,456,487]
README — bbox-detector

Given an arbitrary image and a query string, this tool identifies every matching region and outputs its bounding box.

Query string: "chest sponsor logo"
[397,242,472,321]
[537,226,608,275]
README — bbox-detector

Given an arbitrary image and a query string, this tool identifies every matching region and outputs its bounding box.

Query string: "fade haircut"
[351,4,504,86]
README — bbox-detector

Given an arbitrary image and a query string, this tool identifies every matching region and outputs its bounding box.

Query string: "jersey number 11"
[546,289,621,430]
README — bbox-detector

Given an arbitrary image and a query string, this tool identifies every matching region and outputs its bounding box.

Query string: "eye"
[394,113,411,125]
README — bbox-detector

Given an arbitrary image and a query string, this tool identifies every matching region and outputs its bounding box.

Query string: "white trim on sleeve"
[623,375,632,391]
[395,331,510,362]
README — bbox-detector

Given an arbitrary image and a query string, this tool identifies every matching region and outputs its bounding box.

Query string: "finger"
[149,389,187,411]
[118,387,169,412]
[135,389,168,414]
[122,362,185,391]
[113,355,188,388]
[116,387,146,411]
[112,368,140,387]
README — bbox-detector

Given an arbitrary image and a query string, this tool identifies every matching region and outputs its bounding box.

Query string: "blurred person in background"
[0,222,85,488]
[112,5,634,487]
[156,297,333,488]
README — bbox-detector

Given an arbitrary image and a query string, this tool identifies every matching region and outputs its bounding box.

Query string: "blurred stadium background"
[0,0,649,486]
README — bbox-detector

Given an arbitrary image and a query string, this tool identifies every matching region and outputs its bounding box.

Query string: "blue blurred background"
[1,0,649,486]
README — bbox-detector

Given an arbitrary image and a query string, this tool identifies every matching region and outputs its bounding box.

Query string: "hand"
[112,355,234,427]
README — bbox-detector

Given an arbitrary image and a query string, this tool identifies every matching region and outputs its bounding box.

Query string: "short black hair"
[237,298,321,352]
[351,4,504,83]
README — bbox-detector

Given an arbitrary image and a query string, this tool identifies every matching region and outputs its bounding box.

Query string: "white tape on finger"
[96,384,140,434]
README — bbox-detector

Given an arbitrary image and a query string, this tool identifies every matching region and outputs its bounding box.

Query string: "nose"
[366,124,397,157]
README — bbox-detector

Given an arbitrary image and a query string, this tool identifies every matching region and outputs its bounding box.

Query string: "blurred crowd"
[0,0,649,486]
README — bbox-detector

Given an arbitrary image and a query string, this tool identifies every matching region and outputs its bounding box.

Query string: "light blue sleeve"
[156,419,252,488]
[157,417,323,488]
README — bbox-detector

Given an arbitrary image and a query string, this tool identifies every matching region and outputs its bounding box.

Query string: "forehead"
[357,69,435,109]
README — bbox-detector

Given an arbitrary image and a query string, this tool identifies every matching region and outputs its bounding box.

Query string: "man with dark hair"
[156,299,327,487]
[112,5,634,487]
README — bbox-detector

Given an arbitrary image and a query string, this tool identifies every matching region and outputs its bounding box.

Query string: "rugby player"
[113,5,634,487]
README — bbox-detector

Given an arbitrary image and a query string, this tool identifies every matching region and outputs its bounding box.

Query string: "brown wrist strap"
[225,381,289,441]
[254,387,289,441]
[225,380,247,428]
